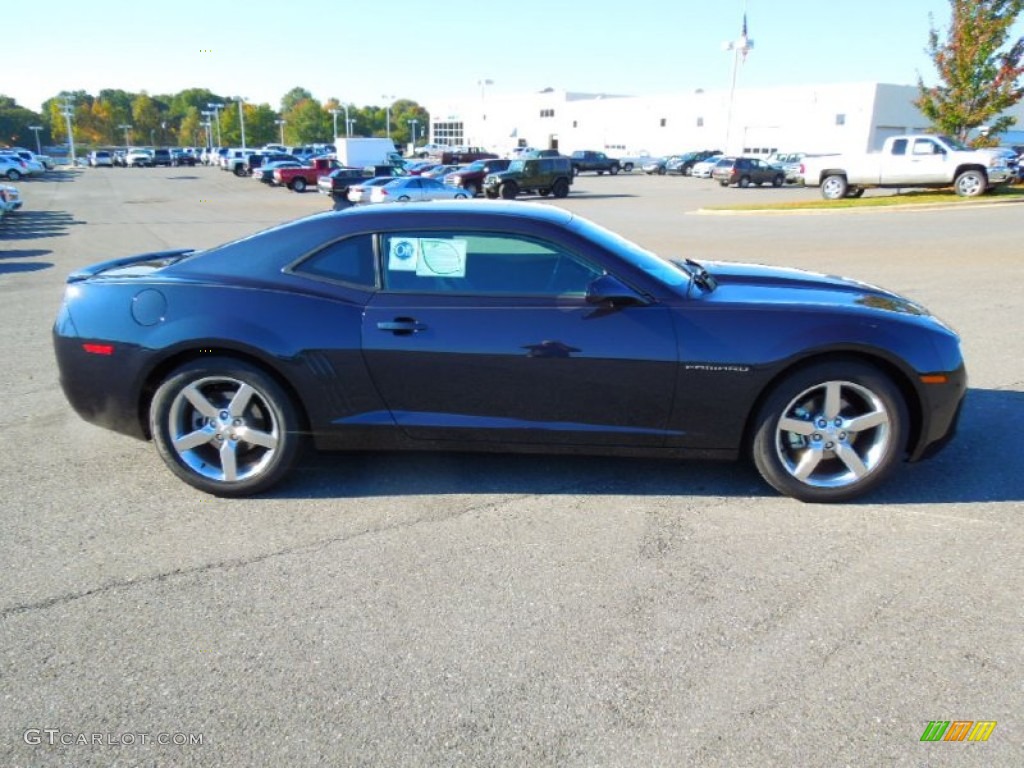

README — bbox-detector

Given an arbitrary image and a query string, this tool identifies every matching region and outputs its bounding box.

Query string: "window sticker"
[387,237,419,272]
[416,238,467,278]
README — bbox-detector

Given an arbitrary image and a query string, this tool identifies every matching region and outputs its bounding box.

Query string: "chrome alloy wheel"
[774,379,891,489]
[166,376,281,483]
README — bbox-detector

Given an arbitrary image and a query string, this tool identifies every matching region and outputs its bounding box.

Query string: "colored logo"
[920,720,997,742]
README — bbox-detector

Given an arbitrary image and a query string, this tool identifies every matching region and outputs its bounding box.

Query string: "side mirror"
[586,274,647,306]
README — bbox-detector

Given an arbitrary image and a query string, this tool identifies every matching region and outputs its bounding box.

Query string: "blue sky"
[7,0,1023,112]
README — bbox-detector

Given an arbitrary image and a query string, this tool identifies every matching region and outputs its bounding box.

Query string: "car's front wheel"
[6,169,21,180]
[954,169,986,197]
[150,358,301,496]
[291,178,307,192]
[552,179,570,198]
[500,181,519,199]
[750,361,907,503]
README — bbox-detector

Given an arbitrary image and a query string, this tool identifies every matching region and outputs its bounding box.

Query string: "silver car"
[368,176,471,204]
[347,176,397,204]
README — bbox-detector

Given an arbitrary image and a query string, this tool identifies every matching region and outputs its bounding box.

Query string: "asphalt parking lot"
[1,166,1022,767]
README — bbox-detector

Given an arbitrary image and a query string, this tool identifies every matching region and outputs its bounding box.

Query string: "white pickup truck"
[798,134,1014,199]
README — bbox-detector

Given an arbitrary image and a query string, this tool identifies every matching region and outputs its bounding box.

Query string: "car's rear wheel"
[751,361,907,503]
[739,176,751,188]
[552,179,570,198]
[454,192,468,199]
[234,165,246,177]
[657,167,666,175]
[719,180,729,187]
[6,169,21,180]
[500,181,519,199]
[291,177,307,192]
[821,174,848,200]
[150,358,301,497]
[772,174,784,187]
[610,166,619,175]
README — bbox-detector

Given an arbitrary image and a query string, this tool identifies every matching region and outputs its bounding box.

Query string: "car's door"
[361,229,679,446]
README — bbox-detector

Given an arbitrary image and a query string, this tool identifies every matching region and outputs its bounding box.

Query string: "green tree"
[0,96,45,147]
[131,94,161,144]
[245,103,279,146]
[288,99,330,143]
[280,87,314,116]
[916,0,1024,144]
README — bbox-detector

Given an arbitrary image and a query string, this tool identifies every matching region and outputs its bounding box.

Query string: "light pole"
[346,118,355,137]
[61,96,76,166]
[237,98,247,149]
[206,102,225,147]
[381,94,395,139]
[118,123,132,147]
[28,125,43,155]
[722,12,753,155]
[408,118,419,148]
[201,121,212,149]
[329,109,340,140]
[275,119,286,145]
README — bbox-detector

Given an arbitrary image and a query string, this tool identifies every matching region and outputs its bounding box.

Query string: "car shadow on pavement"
[0,261,53,274]
[0,248,51,259]
[268,388,1022,504]
[0,210,82,240]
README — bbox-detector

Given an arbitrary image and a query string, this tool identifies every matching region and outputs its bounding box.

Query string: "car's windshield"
[508,159,526,172]
[938,135,968,151]
[567,216,691,292]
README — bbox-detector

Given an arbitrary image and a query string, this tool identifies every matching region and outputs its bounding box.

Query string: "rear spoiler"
[66,249,194,283]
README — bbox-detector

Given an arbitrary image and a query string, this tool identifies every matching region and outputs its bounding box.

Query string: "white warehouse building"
[425,82,1024,158]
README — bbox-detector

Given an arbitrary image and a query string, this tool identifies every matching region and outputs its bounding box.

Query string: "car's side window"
[381,232,602,296]
[291,234,377,289]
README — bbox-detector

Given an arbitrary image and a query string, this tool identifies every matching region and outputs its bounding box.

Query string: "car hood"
[699,261,932,318]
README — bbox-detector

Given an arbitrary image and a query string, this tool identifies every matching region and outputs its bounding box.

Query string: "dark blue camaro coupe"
[53,202,966,502]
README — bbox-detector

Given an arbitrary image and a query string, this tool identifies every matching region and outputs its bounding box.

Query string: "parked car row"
[1,149,49,180]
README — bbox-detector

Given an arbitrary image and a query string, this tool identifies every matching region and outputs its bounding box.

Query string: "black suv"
[483,157,573,199]
[152,148,172,167]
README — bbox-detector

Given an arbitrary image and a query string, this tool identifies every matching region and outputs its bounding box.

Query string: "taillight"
[83,343,114,356]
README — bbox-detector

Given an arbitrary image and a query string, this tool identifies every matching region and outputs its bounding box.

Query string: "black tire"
[750,361,907,503]
[552,178,570,198]
[657,167,666,175]
[538,188,551,197]
[954,169,986,197]
[397,195,411,202]
[739,176,751,188]
[610,165,619,175]
[454,192,468,200]
[719,180,729,187]
[233,164,246,177]
[500,181,518,200]
[621,163,632,172]
[6,169,21,180]
[821,174,848,200]
[772,174,784,187]
[291,177,307,192]
[149,358,301,496]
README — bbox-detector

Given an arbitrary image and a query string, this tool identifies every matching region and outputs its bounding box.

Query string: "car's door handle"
[377,318,427,334]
